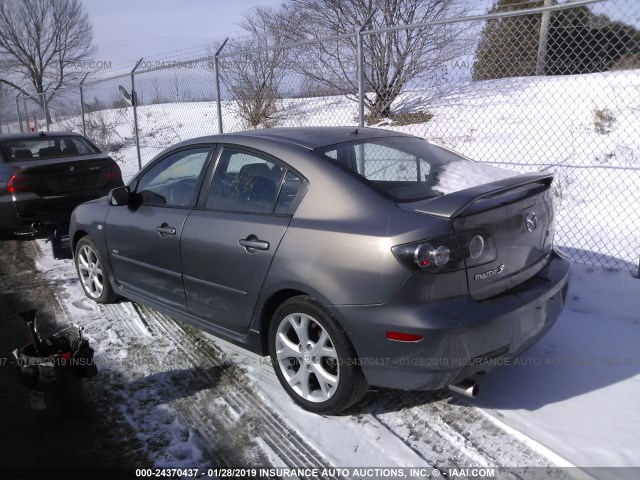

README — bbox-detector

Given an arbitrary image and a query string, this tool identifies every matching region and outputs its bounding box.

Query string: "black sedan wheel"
[269,296,368,414]
[75,236,117,304]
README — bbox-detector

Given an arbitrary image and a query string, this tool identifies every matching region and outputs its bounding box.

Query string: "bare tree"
[171,72,192,102]
[266,0,471,121]
[215,7,293,129]
[0,0,96,122]
[151,77,164,104]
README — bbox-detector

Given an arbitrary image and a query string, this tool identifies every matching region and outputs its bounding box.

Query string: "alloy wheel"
[274,312,340,402]
[77,244,104,299]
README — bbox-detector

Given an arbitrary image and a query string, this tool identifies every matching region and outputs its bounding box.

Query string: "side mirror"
[108,186,130,206]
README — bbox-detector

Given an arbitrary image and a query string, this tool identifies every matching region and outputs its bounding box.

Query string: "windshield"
[1,136,99,161]
[314,136,514,202]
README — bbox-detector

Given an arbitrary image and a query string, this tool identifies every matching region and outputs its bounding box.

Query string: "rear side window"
[205,148,304,215]
[205,149,285,213]
[275,171,304,214]
[1,136,99,161]
[314,137,513,202]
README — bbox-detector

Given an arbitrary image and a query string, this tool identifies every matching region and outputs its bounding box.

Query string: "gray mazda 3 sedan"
[69,127,570,413]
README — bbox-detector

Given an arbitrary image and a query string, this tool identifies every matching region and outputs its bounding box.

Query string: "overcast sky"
[80,0,283,72]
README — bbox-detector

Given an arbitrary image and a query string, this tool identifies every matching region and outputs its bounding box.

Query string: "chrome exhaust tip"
[448,379,479,398]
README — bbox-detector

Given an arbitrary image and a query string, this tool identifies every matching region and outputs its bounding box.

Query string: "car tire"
[269,296,368,414]
[75,236,117,304]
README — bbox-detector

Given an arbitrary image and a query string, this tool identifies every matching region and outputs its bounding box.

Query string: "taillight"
[455,229,498,267]
[393,231,501,273]
[103,163,122,183]
[469,235,485,259]
[7,173,31,193]
[392,235,464,273]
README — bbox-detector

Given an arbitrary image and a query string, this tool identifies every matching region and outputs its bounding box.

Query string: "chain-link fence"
[1,0,638,273]
[387,0,640,273]
[132,61,219,174]
[75,74,140,179]
[217,35,361,133]
[13,94,47,133]
[0,88,82,134]
[0,96,20,134]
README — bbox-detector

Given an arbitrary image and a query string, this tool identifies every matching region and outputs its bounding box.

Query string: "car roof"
[183,126,414,150]
[0,131,81,142]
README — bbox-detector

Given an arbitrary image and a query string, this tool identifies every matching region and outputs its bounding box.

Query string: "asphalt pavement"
[0,239,145,479]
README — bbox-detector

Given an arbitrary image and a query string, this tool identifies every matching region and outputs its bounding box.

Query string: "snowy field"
[33,239,640,479]
[52,70,640,272]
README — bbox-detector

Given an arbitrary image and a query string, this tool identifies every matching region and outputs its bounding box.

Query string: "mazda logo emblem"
[525,211,537,232]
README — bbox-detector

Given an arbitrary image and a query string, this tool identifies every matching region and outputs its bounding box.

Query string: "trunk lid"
[399,172,555,301]
[12,154,117,196]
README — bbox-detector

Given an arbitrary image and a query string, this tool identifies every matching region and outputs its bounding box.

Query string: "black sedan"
[0,131,123,237]
[69,127,570,414]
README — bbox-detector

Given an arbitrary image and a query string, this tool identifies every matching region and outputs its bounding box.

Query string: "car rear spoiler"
[399,172,554,219]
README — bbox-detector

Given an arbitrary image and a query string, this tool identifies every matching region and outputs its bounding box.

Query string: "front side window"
[136,148,210,207]
[206,148,299,214]
[314,137,513,202]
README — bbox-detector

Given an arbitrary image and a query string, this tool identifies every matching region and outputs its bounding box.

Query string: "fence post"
[131,58,144,171]
[22,97,28,131]
[357,10,376,128]
[214,38,228,134]
[42,93,50,131]
[79,73,90,137]
[356,32,364,127]
[536,0,553,75]
[16,96,23,133]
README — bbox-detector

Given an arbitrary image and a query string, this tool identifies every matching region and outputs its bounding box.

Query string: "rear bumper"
[328,250,571,390]
[0,192,108,232]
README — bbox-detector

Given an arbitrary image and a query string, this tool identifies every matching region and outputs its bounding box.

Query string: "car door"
[181,146,306,333]
[105,147,212,307]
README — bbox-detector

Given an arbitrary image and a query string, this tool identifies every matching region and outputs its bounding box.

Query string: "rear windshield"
[1,136,99,161]
[314,136,513,202]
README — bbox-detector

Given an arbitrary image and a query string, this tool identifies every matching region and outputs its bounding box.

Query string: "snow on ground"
[32,246,209,469]
[468,262,640,478]
[32,238,640,478]
[51,70,640,271]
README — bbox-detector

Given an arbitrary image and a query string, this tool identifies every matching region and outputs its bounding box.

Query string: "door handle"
[155,225,176,237]
[239,236,269,252]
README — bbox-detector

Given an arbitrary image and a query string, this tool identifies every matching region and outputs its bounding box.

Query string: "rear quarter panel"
[252,145,461,315]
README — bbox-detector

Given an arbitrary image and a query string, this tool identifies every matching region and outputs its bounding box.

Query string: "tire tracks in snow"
[349,391,576,479]
[125,303,342,478]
